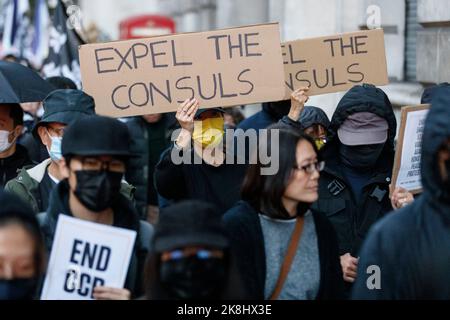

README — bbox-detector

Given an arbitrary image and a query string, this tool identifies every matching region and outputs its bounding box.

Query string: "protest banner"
[41,215,137,300]
[282,28,388,97]
[391,104,430,195]
[79,23,286,117]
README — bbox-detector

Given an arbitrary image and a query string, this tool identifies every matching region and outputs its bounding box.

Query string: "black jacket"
[39,180,153,298]
[223,201,344,300]
[0,144,31,186]
[352,86,450,299]
[237,101,290,131]
[310,84,397,257]
[154,146,247,214]
[125,114,177,216]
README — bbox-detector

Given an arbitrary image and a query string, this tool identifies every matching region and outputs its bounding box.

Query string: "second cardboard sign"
[282,28,388,98]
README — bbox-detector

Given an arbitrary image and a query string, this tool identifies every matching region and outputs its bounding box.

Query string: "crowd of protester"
[1,54,449,300]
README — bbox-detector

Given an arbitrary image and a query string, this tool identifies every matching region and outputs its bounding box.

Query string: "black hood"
[298,106,331,131]
[262,99,291,121]
[323,84,397,172]
[421,86,450,202]
[421,82,450,104]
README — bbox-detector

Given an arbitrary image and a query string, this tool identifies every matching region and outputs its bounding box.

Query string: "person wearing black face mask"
[144,200,247,300]
[0,191,46,300]
[310,84,398,297]
[38,115,154,300]
[337,112,389,201]
[352,85,450,299]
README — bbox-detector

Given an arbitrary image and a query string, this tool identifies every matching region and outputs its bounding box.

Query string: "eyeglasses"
[78,157,125,173]
[161,248,224,262]
[46,126,66,137]
[293,161,325,174]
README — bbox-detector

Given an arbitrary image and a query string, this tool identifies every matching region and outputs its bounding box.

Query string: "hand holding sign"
[390,186,414,210]
[93,286,131,300]
[174,98,200,150]
[176,98,200,133]
[41,215,137,300]
[288,86,310,122]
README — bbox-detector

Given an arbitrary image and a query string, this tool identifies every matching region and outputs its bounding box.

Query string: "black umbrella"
[0,61,54,104]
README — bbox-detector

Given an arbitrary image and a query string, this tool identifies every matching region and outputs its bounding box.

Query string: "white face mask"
[46,131,63,161]
[0,130,14,153]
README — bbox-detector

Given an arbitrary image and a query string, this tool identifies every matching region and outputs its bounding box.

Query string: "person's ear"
[38,126,50,147]
[58,157,70,179]
[10,125,23,142]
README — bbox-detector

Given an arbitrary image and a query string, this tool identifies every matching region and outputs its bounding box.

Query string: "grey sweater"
[259,211,320,300]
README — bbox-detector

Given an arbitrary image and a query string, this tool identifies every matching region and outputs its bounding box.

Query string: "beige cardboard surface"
[282,28,388,98]
[79,23,286,117]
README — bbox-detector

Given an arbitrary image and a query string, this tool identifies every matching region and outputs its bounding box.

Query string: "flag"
[25,0,50,69]
[42,0,85,88]
[1,0,30,59]
[0,1,8,53]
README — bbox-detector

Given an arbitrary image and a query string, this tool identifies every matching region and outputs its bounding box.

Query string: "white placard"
[394,107,429,192]
[41,215,137,300]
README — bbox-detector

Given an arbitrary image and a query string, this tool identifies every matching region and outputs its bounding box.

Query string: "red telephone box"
[119,15,176,40]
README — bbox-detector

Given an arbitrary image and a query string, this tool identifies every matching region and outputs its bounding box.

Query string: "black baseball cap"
[61,115,133,158]
[194,107,225,119]
[152,200,229,252]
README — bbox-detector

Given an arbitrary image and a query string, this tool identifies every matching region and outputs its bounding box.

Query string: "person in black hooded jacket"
[296,106,330,149]
[279,105,330,151]
[352,85,450,299]
[420,82,449,104]
[307,84,397,295]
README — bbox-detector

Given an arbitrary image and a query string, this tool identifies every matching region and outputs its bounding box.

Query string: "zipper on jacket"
[1,159,5,185]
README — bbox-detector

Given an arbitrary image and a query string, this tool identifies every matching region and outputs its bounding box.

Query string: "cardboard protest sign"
[282,29,388,97]
[41,215,136,300]
[79,23,286,117]
[391,104,430,195]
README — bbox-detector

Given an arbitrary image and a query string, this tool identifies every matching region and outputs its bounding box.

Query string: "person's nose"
[310,167,320,180]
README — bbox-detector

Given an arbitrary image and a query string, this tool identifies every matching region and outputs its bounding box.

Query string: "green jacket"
[5,158,136,214]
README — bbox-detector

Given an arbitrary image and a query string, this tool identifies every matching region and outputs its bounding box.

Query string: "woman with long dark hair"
[223,124,344,300]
